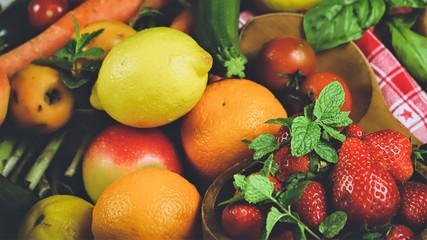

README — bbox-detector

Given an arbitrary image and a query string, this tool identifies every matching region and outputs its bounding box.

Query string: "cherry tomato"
[28,0,69,31]
[300,72,352,112]
[256,36,317,93]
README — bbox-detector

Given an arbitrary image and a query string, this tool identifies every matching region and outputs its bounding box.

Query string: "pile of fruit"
[0,0,426,239]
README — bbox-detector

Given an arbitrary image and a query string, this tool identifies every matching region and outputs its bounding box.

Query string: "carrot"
[169,7,195,36]
[0,69,9,126]
[0,0,171,78]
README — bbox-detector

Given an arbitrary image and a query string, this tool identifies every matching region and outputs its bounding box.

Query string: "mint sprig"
[32,17,105,89]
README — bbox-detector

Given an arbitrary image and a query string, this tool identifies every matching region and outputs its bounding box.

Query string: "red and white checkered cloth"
[239,11,427,144]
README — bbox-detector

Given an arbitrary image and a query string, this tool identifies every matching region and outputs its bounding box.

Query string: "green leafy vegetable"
[385,0,427,8]
[385,14,427,82]
[303,0,386,51]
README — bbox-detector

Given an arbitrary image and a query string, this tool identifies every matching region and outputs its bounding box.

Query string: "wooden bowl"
[201,12,421,239]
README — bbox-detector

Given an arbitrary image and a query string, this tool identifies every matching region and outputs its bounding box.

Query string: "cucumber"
[0,0,38,54]
[195,0,247,78]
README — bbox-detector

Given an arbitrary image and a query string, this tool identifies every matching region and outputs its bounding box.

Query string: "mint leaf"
[314,140,338,163]
[74,47,104,59]
[260,154,279,177]
[244,174,274,204]
[266,117,293,128]
[244,134,279,160]
[290,116,321,156]
[295,222,308,240]
[277,180,310,206]
[321,124,346,142]
[232,173,247,191]
[319,211,347,239]
[313,81,344,121]
[321,111,352,127]
[59,73,89,89]
[264,207,294,240]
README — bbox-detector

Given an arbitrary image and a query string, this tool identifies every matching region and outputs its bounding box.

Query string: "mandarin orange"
[181,78,288,183]
[92,167,201,239]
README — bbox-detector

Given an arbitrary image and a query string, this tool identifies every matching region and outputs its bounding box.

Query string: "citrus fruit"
[90,26,213,128]
[92,167,201,239]
[17,195,94,240]
[181,78,288,183]
[77,20,137,59]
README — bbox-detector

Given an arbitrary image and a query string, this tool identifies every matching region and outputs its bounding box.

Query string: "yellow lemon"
[90,27,213,128]
[17,195,93,240]
[256,0,321,13]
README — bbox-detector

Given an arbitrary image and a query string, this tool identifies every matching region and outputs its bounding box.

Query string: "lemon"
[17,195,93,240]
[90,27,213,128]
[257,0,321,12]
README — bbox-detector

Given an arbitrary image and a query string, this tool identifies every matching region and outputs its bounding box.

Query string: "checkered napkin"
[239,11,427,144]
[354,29,427,144]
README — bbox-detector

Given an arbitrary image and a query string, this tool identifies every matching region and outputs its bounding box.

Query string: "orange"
[181,78,288,183]
[92,167,201,239]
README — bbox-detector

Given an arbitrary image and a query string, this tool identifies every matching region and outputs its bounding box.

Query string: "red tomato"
[28,0,69,31]
[300,72,352,112]
[256,36,317,93]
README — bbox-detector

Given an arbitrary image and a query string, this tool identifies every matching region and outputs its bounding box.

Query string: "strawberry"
[398,181,427,231]
[330,138,400,227]
[342,123,365,139]
[386,224,415,240]
[273,146,310,181]
[363,129,413,183]
[275,125,291,143]
[221,201,266,240]
[293,180,327,229]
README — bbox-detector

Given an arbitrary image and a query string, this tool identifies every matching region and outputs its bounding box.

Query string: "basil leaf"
[303,0,385,51]
[290,116,321,157]
[385,0,427,8]
[386,15,427,82]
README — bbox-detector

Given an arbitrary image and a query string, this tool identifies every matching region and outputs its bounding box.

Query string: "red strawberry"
[275,125,291,143]
[273,146,310,181]
[386,224,415,240]
[293,180,327,229]
[330,138,400,227]
[398,181,427,231]
[342,123,365,139]
[221,201,266,240]
[363,129,413,182]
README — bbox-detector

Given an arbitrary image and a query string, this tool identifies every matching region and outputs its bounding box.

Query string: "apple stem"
[1,138,30,177]
[0,135,19,173]
[64,131,93,178]
[24,131,68,191]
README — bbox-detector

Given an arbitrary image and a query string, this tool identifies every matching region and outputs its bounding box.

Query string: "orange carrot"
[0,0,171,78]
[0,69,9,126]
[169,7,195,36]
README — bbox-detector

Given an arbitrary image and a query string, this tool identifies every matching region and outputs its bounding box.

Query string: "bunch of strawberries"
[220,123,427,240]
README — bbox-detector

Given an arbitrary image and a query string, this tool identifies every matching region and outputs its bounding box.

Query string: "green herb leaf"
[295,222,308,240]
[260,154,279,177]
[244,174,274,204]
[321,111,353,127]
[59,72,90,89]
[318,211,347,238]
[277,180,310,206]
[303,0,385,51]
[386,15,427,82]
[290,117,321,156]
[244,134,279,160]
[384,0,427,8]
[314,140,338,163]
[313,81,344,121]
[266,118,293,128]
[74,47,104,59]
[232,173,247,191]
[264,207,296,240]
[321,123,346,142]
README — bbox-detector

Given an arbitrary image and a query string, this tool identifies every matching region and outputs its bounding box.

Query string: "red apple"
[0,69,10,127]
[82,123,183,202]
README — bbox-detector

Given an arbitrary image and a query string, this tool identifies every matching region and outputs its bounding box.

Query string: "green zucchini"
[195,0,247,78]
[0,0,38,54]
